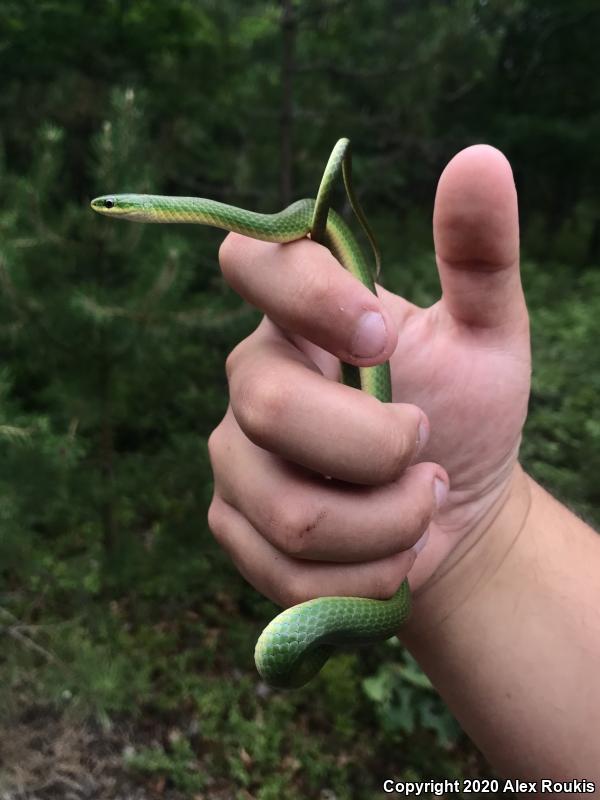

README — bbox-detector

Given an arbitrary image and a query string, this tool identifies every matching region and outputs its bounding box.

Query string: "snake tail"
[254,581,411,689]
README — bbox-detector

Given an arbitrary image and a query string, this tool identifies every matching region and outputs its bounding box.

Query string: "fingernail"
[351,311,387,358]
[434,477,448,509]
[412,529,429,554]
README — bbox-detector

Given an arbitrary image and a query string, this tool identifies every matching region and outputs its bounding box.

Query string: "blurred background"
[0,1,598,797]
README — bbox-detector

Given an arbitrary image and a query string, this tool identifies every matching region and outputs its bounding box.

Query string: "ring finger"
[209,408,447,562]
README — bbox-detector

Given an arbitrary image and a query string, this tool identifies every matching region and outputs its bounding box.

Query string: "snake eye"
[104,197,115,209]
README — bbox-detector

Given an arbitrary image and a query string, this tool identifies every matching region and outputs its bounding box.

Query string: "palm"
[383,287,530,577]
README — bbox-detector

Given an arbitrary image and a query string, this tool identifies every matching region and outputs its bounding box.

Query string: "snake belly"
[90,139,412,689]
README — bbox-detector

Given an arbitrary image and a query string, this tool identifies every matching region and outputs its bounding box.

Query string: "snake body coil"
[91,138,412,689]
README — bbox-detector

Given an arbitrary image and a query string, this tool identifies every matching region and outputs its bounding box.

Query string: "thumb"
[433,144,525,329]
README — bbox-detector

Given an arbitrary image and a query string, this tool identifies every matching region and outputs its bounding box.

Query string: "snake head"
[90,194,147,219]
[90,195,119,215]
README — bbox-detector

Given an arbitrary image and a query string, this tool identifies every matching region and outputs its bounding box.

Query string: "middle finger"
[227,329,426,486]
[212,408,444,562]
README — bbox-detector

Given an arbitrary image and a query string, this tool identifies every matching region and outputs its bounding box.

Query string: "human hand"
[208,145,530,607]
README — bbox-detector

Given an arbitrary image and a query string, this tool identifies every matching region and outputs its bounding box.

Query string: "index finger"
[219,233,398,365]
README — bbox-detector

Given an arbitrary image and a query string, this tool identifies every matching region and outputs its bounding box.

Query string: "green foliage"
[521,264,600,523]
[0,1,597,796]
[126,736,206,794]
[363,650,461,749]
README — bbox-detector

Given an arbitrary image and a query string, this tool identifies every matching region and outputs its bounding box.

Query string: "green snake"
[91,138,412,689]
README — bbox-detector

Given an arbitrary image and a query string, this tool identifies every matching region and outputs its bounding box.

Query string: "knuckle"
[295,256,336,309]
[232,369,289,445]
[207,425,224,467]
[207,497,227,544]
[262,501,312,557]
[218,233,243,281]
[224,349,236,381]
[225,339,246,382]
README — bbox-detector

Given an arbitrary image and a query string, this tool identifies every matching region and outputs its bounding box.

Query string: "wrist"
[398,465,600,778]
[404,462,532,634]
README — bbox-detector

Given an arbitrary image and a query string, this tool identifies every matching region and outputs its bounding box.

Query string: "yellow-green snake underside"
[91,138,411,689]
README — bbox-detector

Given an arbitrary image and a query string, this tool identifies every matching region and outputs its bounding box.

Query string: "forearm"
[402,465,600,780]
